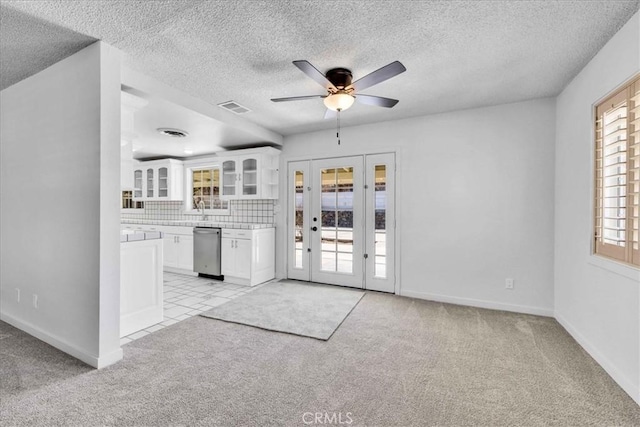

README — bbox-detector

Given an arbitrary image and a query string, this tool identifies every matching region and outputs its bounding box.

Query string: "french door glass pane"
[320,167,354,273]
[294,170,304,269]
[374,165,387,278]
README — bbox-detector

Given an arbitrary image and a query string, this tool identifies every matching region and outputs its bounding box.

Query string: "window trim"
[183,163,231,216]
[592,73,640,269]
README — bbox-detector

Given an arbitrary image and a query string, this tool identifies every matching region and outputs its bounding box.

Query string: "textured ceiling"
[2,0,639,138]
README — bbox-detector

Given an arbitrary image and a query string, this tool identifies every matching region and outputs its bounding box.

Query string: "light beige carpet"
[199,280,365,340]
[1,293,639,426]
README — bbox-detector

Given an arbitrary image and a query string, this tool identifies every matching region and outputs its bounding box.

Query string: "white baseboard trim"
[555,313,639,406]
[399,290,554,317]
[0,312,123,369]
[164,267,197,276]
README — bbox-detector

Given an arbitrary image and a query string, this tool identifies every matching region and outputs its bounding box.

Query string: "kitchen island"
[120,230,163,337]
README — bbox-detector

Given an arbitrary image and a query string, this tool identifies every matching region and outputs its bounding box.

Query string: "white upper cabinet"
[133,159,184,201]
[220,147,280,200]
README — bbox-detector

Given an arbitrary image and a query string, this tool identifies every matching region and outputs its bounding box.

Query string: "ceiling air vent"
[157,128,189,138]
[218,100,251,115]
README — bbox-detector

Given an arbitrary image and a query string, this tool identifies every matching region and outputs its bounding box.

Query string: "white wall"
[0,42,122,368]
[554,12,640,404]
[278,97,556,316]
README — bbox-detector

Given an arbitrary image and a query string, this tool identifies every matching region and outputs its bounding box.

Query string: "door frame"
[284,152,400,294]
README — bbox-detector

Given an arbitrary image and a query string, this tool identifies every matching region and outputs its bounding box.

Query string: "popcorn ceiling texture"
[121,200,275,225]
[2,1,638,136]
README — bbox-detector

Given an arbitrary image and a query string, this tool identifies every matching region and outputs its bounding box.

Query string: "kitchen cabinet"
[220,147,279,200]
[163,231,193,271]
[221,228,275,286]
[133,159,184,201]
[133,169,143,198]
[122,225,194,272]
[120,236,163,337]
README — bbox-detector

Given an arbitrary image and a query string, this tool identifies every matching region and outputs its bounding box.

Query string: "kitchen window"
[189,167,229,213]
[121,190,144,210]
[594,75,640,267]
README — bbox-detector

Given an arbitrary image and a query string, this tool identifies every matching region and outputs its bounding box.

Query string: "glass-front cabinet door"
[222,160,237,196]
[218,148,280,200]
[158,167,168,198]
[133,169,143,198]
[242,158,258,196]
[146,168,154,198]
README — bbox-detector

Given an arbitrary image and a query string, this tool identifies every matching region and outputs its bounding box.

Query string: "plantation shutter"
[594,75,640,266]
[630,78,640,265]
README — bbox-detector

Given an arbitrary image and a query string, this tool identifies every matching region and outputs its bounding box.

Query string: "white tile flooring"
[120,272,261,345]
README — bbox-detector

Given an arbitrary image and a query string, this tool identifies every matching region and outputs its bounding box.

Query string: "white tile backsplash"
[121,200,275,224]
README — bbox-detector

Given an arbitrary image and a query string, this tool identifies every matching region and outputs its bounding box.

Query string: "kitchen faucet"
[197,200,206,221]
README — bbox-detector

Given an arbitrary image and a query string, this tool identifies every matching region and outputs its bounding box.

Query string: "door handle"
[311,226,318,232]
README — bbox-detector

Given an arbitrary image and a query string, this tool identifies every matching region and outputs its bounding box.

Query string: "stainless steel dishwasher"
[193,227,222,278]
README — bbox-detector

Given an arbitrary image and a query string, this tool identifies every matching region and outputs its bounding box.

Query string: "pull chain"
[336,109,341,145]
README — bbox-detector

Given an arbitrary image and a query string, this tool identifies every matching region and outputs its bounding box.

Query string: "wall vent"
[218,100,251,115]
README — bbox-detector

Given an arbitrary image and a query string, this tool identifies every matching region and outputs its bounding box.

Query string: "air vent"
[218,100,251,115]
[157,128,189,138]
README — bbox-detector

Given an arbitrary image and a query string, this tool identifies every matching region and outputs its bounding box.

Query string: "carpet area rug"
[200,280,364,340]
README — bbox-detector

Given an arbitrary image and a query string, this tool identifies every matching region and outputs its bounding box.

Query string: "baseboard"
[555,313,640,405]
[400,290,554,317]
[0,312,123,369]
[164,267,197,276]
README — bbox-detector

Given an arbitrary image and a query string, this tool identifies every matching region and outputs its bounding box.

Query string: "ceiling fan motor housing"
[326,68,353,90]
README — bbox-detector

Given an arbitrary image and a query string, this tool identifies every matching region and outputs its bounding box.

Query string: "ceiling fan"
[271,60,406,114]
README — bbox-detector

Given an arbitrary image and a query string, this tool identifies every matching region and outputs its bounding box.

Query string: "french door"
[287,153,395,292]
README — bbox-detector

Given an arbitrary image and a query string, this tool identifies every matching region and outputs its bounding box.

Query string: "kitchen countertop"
[121,219,274,230]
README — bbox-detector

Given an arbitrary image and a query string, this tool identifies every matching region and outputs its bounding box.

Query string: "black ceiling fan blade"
[355,94,399,108]
[349,61,406,92]
[293,60,338,92]
[271,95,325,103]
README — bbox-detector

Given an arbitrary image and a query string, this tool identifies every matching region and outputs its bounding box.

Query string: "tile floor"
[120,272,261,345]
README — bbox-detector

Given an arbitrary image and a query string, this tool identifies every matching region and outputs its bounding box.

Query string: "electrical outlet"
[505,278,514,290]
[15,288,20,302]
[32,294,38,309]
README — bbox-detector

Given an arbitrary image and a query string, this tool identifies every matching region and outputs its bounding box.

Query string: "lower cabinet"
[222,228,275,286]
[120,238,163,337]
[163,233,194,270]
[122,224,194,272]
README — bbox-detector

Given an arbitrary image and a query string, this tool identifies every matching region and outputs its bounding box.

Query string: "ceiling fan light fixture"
[323,92,355,111]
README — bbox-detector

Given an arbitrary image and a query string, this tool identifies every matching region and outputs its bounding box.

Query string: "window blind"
[594,76,640,266]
